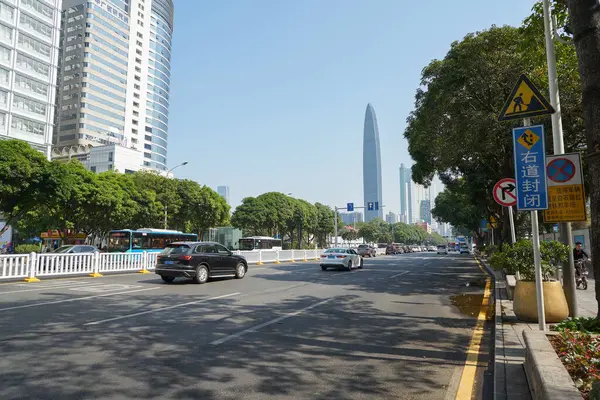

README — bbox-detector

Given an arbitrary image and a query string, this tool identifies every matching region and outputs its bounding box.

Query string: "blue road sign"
[375,202,379,211]
[367,202,374,211]
[347,203,354,212]
[553,224,559,233]
[512,124,548,210]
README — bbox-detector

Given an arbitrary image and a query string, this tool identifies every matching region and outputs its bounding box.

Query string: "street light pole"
[163,161,188,229]
[542,0,577,317]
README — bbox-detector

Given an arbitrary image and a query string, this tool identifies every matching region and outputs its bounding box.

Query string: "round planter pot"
[513,280,569,323]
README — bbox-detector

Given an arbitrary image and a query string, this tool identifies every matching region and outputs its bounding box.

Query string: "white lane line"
[0,282,96,295]
[389,271,410,279]
[85,292,240,326]
[0,287,160,312]
[211,297,334,345]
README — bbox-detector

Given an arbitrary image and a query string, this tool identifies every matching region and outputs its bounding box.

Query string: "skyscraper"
[217,185,229,205]
[54,0,174,172]
[399,164,413,223]
[363,103,383,221]
[420,199,432,224]
[0,0,62,158]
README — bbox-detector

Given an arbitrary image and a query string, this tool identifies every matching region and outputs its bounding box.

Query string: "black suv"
[155,242,248,284]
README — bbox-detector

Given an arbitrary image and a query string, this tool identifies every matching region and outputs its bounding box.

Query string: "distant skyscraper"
[217,186,230,204]
[399,164,413,223]
[339,212,363,226]
[363,103,383,221]
[420,200,432,224]
[385,212,398,224]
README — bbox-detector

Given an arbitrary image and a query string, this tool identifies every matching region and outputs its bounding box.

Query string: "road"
[0,252,492,400]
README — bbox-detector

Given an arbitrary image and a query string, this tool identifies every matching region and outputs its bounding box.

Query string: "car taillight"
[336,255,346,258]
[179,255,192,261]
[320,255,327,258]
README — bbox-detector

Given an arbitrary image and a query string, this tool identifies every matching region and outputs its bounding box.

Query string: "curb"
[476,256,501,400]
[523,330,581,400]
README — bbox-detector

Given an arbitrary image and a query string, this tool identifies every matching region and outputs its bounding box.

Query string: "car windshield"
[53,246,73,253]
[325,248,345,253]
[358,245,368,249]
[437,245,446,249]
[160,244,191,256]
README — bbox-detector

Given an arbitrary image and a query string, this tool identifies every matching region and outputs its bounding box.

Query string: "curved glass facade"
[145,0,173,171]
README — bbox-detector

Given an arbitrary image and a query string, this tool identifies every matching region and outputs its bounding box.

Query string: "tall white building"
[0,0,62,157]
[54,0,174,173]
[217,185,229,204]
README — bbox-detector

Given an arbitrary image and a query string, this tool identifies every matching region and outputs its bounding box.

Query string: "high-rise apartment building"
[385,211,398,224]
[0,0,62,157]
[419,199,431,224]
[339,212,363,226]
[54,0,174,172]
[217,185,229,205]
[363,103,383,222]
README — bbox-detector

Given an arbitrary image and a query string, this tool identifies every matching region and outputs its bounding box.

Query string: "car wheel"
[161,275,175,283]
[321,266,327,271]
[347,260,353,271]
[358,258,363,269]
[194,265,209,284]
[235,262,246,279]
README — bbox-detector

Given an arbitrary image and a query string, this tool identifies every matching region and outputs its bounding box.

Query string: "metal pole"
[334,207,338,247]
[508,206,517,243]
[531,210,546,331]
[542,0,577,316]
[164,205,168,229]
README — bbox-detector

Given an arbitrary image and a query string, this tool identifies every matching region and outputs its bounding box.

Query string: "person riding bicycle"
[573,242,589,278]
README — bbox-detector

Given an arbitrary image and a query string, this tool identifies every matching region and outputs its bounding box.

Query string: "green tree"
[0,140,56,236]
[404,25,583,245]
[313,203,335,248]
[565,0,600,318]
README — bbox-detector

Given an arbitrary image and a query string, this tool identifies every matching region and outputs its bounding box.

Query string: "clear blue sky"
[168,0,537,214]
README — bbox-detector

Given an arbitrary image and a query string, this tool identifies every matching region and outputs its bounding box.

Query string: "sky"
[167,0,537,215]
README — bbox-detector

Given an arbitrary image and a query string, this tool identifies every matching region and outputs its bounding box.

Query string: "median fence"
[0,249,327,282]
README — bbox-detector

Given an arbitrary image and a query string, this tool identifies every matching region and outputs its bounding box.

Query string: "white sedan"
[320,248,363,271]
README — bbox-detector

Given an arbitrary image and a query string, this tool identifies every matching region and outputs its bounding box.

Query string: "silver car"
[320,248,363,271]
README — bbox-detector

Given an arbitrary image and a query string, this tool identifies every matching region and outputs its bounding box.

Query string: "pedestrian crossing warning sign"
[498,74,555,121]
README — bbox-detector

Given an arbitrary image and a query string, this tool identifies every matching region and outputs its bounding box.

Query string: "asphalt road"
[0,252,492,400]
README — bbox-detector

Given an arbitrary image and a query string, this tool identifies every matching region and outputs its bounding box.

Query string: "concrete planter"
[513,280,569,323]
[524,331,582,399]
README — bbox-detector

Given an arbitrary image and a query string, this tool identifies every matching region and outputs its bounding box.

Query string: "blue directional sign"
[367,202,374,211]
[512,124,548,210]
[375,202,379,211]
[347,203,354,212]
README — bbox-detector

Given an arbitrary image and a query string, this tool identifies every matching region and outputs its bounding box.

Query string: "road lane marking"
[85,292,240,325]
[0,287,160,312]
[389,271,410,279]
[455,259,492,400]
[210,297,334,345]
[0,281,96,294]
[68,284,141,293]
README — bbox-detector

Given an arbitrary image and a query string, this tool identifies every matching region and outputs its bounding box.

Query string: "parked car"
[320,248,363,271]
[357,244,376,257]
[427,245,437,252]
[52,245,99,253]
[155,241,248,284]
[386,243,402,255]
[436,245,448,255]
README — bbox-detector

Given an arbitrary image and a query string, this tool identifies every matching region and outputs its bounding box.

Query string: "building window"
[144,144,151,150]
[125,169,135,174]
[108,152,113,162]
[108,164,113,170]
[11,115,44,135]
[90,166,96,172]
[144,152,151,158]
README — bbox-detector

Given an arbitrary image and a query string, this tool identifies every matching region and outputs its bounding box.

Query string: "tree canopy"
[0,140,230,239]
[404,7,584,243]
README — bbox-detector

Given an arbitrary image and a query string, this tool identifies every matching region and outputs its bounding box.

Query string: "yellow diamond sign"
[517,128,540,150]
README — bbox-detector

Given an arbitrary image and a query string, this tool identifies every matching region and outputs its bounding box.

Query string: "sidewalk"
[492,269,596,400]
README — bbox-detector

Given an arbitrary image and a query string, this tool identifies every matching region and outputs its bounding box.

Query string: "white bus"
[238,236,283,251]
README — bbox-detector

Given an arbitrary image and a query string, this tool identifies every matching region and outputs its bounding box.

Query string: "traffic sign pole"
[542,0,577,317]
[523,117,546,331]
[508,206,516,244]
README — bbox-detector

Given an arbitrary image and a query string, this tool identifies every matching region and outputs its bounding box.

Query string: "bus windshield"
[108,232,130,252]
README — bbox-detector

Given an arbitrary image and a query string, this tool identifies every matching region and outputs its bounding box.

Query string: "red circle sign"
[493,178,517,207]
[547,158,576,183]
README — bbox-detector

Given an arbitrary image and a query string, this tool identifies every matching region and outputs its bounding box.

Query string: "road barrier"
[0,249,325,281]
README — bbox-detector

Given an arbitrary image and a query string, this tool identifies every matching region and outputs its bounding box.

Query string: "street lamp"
[163,161,188,229]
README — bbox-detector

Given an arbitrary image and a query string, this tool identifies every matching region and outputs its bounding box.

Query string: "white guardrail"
[0,249,340,281]
[0,248,388,281]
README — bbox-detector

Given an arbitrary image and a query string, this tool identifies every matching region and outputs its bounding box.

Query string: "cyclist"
[573,242,589,279]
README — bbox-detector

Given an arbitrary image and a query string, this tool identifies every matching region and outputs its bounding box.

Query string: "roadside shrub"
[553,317,600,334]
[14,244,41,254]
[487,240,563,281]
[485,244,498,257]
[550,330,600,397]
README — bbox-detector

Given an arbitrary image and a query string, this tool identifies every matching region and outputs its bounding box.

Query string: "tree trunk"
[567,0,600,318]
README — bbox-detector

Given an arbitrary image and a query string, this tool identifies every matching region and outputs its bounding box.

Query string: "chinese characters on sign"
[512,125,548,210]
[543,153,587,222]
